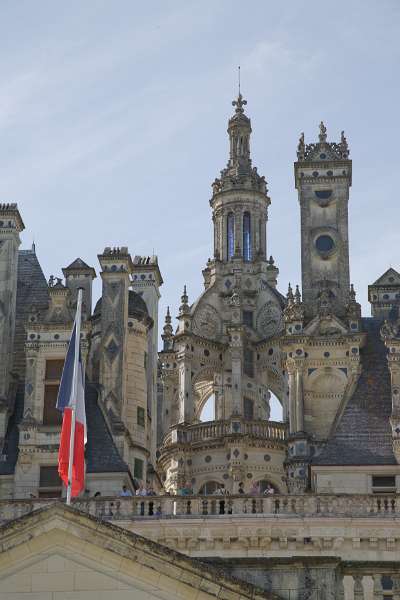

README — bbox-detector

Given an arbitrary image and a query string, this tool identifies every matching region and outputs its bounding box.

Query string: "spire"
[162,306,174,350]
[287,283,294,304]
[179,285,190,315]
[295,285,301,304]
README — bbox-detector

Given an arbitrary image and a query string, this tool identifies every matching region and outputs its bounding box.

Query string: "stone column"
[373,574,383,599]
[231,345,242,416]
[98,247,132,429]
[353,575,365,599]
[0,205,23,406]
[295,366,304,432]
[393,575,400,600]
[177,351,193,424]
[288,366,296,434]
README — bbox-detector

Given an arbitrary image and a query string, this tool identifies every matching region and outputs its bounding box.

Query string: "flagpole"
[66,289,83,506]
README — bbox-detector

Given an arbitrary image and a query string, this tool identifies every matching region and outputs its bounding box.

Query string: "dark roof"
[0,250,49,475]
[314,317,396,466]
[85,383,129,474]
[64,258,93,271]
[94,290,152,324]
[1,251,128,477]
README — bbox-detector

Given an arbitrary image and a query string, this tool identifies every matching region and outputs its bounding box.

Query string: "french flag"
[56,291,86,500]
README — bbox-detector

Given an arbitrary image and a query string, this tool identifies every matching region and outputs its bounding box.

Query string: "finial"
[268,255,275,266]
[350,283,356,301]
[232,93,247,114]
[319,121,327,143]
[238,65,241,95]
[165,306,171,323]
[179,285,189,314]
[287,283,294,302]
[295,285,301,304]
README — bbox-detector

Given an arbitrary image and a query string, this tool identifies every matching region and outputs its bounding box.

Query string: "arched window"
[227,213,235,259]
[200,394,215,422]
[243,211,251,261]
[198,481,221,495]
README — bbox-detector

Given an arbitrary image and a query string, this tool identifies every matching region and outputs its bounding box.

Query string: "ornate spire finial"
[295,285,301,304]
[232,93,247,115]
[179,285,190,315]
[162,306,174,350]
[287,283,294,303]
[238,65,241,95]
[165,305,171,323]
[319,121,327,143]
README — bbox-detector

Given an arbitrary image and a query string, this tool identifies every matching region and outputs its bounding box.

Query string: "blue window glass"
[315,235,334,252]
[227,213,234,259]
[243,212,251,261]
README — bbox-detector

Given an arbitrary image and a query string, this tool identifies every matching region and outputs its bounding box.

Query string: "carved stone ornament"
[193,304,220,339]
[257,301,282,338]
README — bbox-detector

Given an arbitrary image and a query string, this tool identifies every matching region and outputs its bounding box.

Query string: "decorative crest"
[232,93,247,115]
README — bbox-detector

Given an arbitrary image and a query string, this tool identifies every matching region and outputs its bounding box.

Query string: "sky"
[1,1,400,356]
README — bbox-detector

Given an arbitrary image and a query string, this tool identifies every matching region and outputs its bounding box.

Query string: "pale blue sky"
[1,0,400,344]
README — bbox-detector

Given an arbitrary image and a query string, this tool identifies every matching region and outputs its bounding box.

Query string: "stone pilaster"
[131,255,163,466]
[0,204,24,445]
[98,247,132,432]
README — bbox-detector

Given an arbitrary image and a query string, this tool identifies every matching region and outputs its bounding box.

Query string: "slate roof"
[64,257,93,271]
[93,289,152,325]
[0,250,128,477]
[85,383,128,474]
[314,317,396,466]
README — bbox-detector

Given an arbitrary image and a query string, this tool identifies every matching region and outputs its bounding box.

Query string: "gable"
[0,545,195,599]
[371,267,400,287]
[0,504,274,600]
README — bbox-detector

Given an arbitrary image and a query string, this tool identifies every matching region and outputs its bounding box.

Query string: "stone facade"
[1,92,400,598]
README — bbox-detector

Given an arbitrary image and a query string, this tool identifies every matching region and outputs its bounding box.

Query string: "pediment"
[0,503,276,599]
[371,267,400,287]
[303,314,348,336]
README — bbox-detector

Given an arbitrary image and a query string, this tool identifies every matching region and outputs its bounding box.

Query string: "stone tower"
[294,124,352,319]
[131,255,163,465]
[0,204,24,445]
[157,95,287,495]
[62,258,96,318]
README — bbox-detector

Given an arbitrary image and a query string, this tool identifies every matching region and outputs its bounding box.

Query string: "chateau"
[0,94,400,599]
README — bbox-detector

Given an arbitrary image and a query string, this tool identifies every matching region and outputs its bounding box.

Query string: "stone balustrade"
[1,493,399,524]
[161,418,287,447]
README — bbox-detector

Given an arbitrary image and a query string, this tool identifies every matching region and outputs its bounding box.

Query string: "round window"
[315,235,335,253]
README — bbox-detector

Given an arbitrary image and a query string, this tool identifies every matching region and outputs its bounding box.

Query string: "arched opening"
[198,481,221,495]
[257,479,279,495]
[270,391,283,422]
[227,213,235,259]
[199,394,215,422]
[243,211,251,261]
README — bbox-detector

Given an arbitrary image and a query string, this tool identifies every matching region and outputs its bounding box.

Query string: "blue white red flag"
[56,317,86,498]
